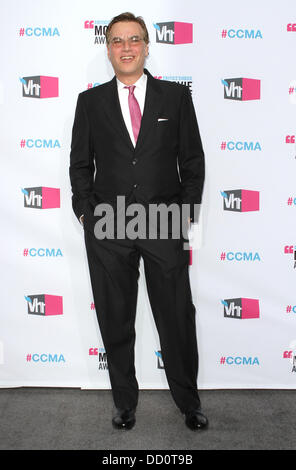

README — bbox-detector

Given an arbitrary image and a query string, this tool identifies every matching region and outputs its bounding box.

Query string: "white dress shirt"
[116,72,147,147]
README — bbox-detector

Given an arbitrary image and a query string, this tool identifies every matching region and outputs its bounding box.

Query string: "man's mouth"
[120,56,135,62]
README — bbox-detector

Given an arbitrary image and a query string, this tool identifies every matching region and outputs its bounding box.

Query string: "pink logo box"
[41,187,60,208]
[241,189,260,212]
[39,76,59,98]
[174,22,193,44]
[241,78,260,101]
[44,294,63,315]
[240,298,260,319]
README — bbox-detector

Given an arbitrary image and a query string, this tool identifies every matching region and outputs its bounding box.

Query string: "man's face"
[107,21,149,80]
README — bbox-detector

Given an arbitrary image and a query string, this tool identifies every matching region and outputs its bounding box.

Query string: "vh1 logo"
[25,294,63,316]
[22,187,60,209]
[154,21,193,44]
[221,189,259,212]
[222,298,260,319]
[222,77,260,101]
[20,76,59,98]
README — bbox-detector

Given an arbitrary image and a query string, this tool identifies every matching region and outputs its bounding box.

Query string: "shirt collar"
[116,72,147,92]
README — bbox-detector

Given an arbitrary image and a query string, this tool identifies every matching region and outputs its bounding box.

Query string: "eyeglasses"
[109,35,144,47]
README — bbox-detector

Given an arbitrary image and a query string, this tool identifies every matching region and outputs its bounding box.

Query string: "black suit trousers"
[84,226,201,414]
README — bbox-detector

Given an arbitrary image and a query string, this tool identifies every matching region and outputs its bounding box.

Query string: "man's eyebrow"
[111,35,141,39]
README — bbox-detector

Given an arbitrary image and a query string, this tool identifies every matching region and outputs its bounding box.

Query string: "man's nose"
[121,40,132,50]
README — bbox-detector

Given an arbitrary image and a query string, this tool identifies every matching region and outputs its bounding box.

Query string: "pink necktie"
[124,85,142,143]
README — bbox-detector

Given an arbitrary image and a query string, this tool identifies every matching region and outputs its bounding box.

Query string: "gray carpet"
[0,388,295,450]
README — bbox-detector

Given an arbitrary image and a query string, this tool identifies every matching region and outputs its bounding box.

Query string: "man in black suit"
[69,12,208,431]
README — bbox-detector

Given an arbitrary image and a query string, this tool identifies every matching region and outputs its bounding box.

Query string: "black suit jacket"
[69,68,205,232]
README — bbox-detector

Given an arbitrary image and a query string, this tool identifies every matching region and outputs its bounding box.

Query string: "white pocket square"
[157,118,169,121]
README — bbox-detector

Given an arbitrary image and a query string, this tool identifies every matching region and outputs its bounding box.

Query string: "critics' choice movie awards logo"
[26,353,65,363]
[18,27,60,37]
[153,21,193,44]
[84,20,109,44]
[221,189,260,212]
[20,139,61,149]
[219,356,259,366]
[221,28,262,39]
[20,76,59,98]
[286,135,295,144]
[25,294,63,316]
[154,75,193,93]
[221,298,260,319]
[287,24,296,32]
[22,187,60,209]
[287,197,296,207]
[23,248,63,258]
[86,82,101,90]
[89,347,108,370]
[283,340,296,373]
[287,23,296,33]
[222,78,260,101]
[220,251,261,262]
[220,141,261,152]
[288,81,296,104]
[284,245,296,268]
[286,305,296,314]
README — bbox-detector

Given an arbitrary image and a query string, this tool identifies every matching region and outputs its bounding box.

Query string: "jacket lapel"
[135,69,163,152]
[102,68,163,152]
[102,75,135,151]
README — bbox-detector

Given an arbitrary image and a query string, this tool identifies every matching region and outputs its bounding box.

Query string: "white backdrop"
[1,0,296,390]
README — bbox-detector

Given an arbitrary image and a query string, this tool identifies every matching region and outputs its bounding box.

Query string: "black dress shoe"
[112,408,136,430]
[184,409,209,430]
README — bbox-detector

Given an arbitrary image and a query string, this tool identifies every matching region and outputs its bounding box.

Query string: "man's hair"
[105,12,149,44]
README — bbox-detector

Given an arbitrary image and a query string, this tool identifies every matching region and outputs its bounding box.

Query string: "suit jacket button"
[132,158,138,165]
[133,183,138,189]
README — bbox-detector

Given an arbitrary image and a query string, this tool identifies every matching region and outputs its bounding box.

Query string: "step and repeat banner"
[1,0,296,390]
